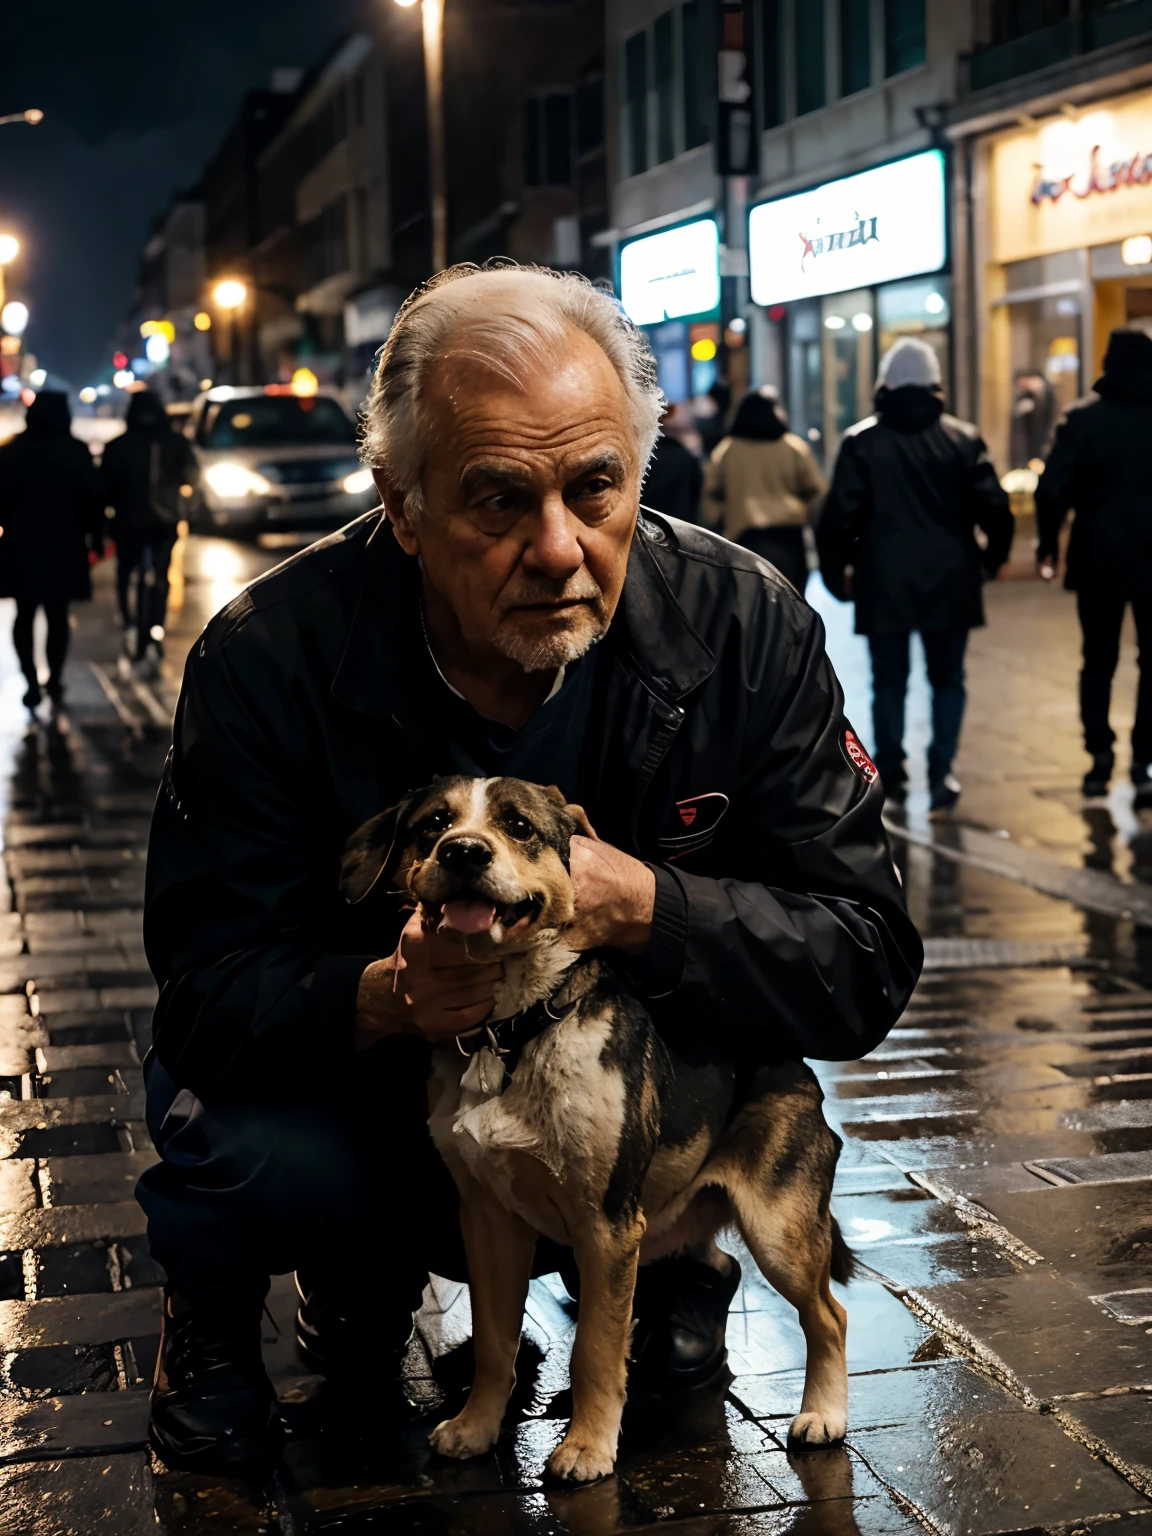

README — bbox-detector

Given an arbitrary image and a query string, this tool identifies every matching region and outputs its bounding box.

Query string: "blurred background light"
[193,311,212,332]
[213,279,247,310]
[78,387,97,404]
[1,301,29,336]
[144,333,170,365]
[0,236,19,266]
[28,368,46,387]
[290,367,319,397]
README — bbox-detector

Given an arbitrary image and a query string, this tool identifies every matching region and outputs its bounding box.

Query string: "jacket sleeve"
[966,434,1014,574]
[649,600,922,1061]
[815,434,868,601]
[74,443,106,544]
[143,608,378,1100]
[1034,410,1081,564]
[793,440,828,509]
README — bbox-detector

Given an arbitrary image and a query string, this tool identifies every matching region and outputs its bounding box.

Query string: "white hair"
[361,262,663,517]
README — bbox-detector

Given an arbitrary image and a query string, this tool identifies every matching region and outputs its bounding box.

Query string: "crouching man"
[139,263,922,1472]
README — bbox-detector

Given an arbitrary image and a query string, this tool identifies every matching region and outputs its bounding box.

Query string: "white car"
[186,386,377,537]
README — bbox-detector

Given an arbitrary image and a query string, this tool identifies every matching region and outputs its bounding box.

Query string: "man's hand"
[355,909,502,1049]
[1038,556,1057,582]
[566,835,655,956]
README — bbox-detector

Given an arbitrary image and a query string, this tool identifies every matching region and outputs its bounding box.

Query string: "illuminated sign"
[619,218,721,326]
[748,149,947,307]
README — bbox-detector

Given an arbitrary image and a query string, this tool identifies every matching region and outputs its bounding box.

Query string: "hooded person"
[101,390,197,679]
[817,337,1013,814]
[0,391,104,710]
[704,386,826,594]
[1036,328,1152,804]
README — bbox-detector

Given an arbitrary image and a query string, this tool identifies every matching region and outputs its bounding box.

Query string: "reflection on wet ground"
[0,551,1149,1530]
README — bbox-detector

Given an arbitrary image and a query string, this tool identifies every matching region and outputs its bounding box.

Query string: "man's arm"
[1035,410,1081,572]
[966,433,1014,575]
[814,435,867,602]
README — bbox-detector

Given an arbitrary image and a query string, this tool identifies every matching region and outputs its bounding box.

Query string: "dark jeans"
[117,533,176,656]
[1077,589,1152,762]
[738,527,808,595]
[869,628,969,790]
[13,599,69,694]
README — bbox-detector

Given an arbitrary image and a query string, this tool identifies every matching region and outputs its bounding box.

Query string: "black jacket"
[1035,374,1152,594]
[817,388,1014,635]
[144,510,922,1102]
[643,435,704,525]
[102,420,197,538]
[0,403,104,604]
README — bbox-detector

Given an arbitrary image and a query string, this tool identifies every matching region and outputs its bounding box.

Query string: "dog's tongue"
[439,897,498,935]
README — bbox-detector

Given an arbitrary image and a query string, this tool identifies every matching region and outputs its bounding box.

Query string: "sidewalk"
[0,539,1147,1533]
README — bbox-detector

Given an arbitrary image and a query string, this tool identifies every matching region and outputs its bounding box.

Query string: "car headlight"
[203,462,273,499]
[343,467,375,496]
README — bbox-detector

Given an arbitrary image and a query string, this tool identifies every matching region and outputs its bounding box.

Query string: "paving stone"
[0,1286,161,1349]
[0,1451,155,1533]
[44,1015,131,1047]
[99,984,157,1010]
[45,1150,154,1206]
[911,1162,1058,1202]
[36,1040,138,1071]
[0,1387,150,1464]
[1035,1150,1152,1184]
[34,1239,119,1298]
[851,1235,1018,1288]
[36,1065,132,1097]
[15,1119,124,1159]
[0,1200,147,1251]
[1058,1392,1152,1498]
[730,1359,1011,1429]
[979,1181,1152,1290]
[5,1341,121,1395]
[0,1158,39,1214]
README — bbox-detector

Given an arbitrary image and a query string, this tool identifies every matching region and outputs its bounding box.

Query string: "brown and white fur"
[342,776,852,1483]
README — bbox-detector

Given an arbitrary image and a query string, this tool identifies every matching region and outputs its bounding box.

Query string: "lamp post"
[212,279,248,385]
[393,0,447,274]
[0,110,43,128]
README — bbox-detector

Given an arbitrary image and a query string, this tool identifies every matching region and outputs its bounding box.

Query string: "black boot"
[149,1289,283,1474]
[1085,752,1114,798]
[629,1254,741,1394]
[295,1272,417,1380]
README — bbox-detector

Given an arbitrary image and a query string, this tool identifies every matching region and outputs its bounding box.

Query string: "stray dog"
[342,776,851,1483]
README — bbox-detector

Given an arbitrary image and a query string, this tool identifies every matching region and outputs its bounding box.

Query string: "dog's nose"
[438,837,493,872]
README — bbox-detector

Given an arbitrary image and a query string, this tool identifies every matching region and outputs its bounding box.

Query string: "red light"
[767,306,786,323]
[113,352,128,370]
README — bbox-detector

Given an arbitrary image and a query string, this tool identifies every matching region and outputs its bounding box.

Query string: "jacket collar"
[331,509,715,719]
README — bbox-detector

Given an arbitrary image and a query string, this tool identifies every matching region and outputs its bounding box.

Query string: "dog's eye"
[503,813,536,842]
[424,810,453,835]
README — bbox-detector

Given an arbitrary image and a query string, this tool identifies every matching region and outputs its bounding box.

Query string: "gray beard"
[493,613,607,673]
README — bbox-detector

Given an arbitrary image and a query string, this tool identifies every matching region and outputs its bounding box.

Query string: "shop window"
[787,300,825,465]
[525,92,574,187]
[795,0,826,116]
[822,289,875,460]
[682,1,710,148]
[650,322,691,404]
[760,0,783,129]
[840,0,871,95]
[624,31,650,176]
[885,0,926,75]
[654,11,677,165]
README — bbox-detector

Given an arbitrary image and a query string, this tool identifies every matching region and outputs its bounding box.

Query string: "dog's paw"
[787,1409,847,1448]
[547,1433,616,1483]
[429,1412,500,1460]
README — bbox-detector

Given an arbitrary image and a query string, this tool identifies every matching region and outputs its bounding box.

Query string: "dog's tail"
[830,1217,856,1286]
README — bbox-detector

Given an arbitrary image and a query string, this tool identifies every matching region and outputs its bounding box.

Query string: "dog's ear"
[542,785,600,842]
[340,797,417,905]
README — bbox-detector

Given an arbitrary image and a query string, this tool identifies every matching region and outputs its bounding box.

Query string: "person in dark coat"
[818,338,1013,814]
[642,404,703,524]
[101,390,197,679]
[1036,328,1152,804]
[0,391,104,710]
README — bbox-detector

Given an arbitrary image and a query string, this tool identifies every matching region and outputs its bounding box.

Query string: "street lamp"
[212,279,248,386]
[393,0,446,274]
[0,235,18,318]
[0,109,44,128]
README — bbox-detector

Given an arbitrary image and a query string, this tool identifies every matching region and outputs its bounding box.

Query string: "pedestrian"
[817,337,1013,814]
[642,403,704,523]
[705,386,826,593]
[1010,369,1057,469]
[1036,328,1152,804]
[0,391,104,711]
[138,264,921,1475]
[101,390,197,680]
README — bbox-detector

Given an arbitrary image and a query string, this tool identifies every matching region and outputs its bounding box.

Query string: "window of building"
[990,0,1069,45]
[760,0,782,129]
[624,30,649,175]
[524,92,574,186]
[885,0,926,74]
[795,0,826,115]
[576,67,604,155]
[654,11,676,164]
[682,0,709,148]
[840,0,871,94]
[300,195,349,288]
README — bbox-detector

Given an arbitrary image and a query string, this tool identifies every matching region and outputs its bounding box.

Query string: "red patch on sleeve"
[843,729,879,783]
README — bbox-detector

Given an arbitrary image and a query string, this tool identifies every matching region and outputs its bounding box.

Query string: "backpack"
[148,437,187,527]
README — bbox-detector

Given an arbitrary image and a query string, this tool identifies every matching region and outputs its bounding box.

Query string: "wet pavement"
[0,545,1150,1532]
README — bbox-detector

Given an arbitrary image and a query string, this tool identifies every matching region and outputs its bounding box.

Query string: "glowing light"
[23,110,43,125]
[199,379,213,391]
[290,367,319,397]
[140,321,159,338]
[28,368,46,388]
[343,467,375,495]
[619,219,721,326]
[96,384,111,396]
[690,338,717,362]
[203,461,273,499]
[1,302,29,336]
[79,387,97,404]
[113,351,128,370]
[212,279,248,310]
[0,337,18,356]
[851,312,873,332]
[193,311,212,331]
[0,236,18,266]
[0,377,20,396]
[925,291,946,315]
[393,0,420,8]
[20,388,34,407]
[823,314,846,330]
[145,334,170,365]
[728,317,747,334]
[1122,235,1152,267]
[112,369,135,390]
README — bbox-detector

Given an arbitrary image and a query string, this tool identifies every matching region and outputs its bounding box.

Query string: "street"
[0,536,1143,1532]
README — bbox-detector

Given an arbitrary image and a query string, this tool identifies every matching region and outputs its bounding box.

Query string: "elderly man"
[139,264,921,1473]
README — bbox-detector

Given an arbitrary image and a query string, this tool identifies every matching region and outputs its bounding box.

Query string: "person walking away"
[642,403,704,524]
[1036,328,1152,804]
[817,338,1013,815]
[101,391,196,679]
[0,391,104,711]
[706,386,825,594]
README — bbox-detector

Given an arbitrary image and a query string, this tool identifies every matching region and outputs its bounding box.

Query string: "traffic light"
[113,351,128,370]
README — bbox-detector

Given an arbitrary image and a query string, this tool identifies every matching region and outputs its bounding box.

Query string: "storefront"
[618,216,722,404]
[747,148,950,465]
[977,88,1152,474]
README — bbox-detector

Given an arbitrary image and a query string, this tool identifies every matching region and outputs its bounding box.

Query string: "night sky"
[4,0,365,389]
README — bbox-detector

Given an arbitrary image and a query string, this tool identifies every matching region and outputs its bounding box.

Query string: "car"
[186,386,377,538]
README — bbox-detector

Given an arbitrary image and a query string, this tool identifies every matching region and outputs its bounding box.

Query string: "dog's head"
[341,777,589,955]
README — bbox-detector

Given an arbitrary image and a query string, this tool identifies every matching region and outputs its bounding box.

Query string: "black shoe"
[629,1254,741,1394]
[149,1290,283,1474]
[22,685,40,712]
[295,1273,416,1380]
[1085,753,1115,798]
[46,678,64,705]
[929,773,961,816]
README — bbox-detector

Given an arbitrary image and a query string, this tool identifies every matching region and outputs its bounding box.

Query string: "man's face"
[380,327,642,673]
